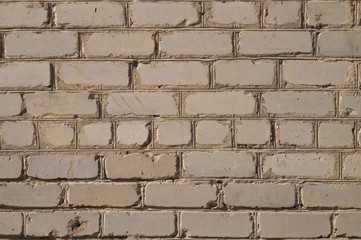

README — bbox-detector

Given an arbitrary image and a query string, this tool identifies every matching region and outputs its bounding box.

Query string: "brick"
[336,213,361,237]
[263,153,337,178]
[160,31,232,56]
[263,91,334,116]
[117,121,150,147]
[155,121,191,146]
[68,183,140,207]
[240,31,312,55]
[39,123,75,148]
[57,62,129,88]
[0,156,22,179]
[79,122,112,147]
[344,154,361,179]
[0,62,49,88]
[283,61,354,87]
[207,2,259,26]
[1,122,35,148]
[277,121,314,146]
[215,60,275,87]
[236,120,271,145]
[6,31,77,58]
[0,183,62,207]
[318,122,354,147]
[0,3,47,27]
[303,183,361,208]
[105,153,177,180]
[27,211,99,237]
[56,2,124,27]
[259,212,331,238]
[0,94,22,117]
[104,211,176,237]
[181,212,252,238]
[27,155,98,179]
[306,1,352,27]
[25,92,97,117]
[183,151,255,178]
[136,62,209,88]
[184,91,256,116]
[319,31,361,57]
[196,121,231,146]
[106,92,178,116]
[340,93,361,117]
[264,2,301,26]
[83,32,155,57]
[224,183,296,208]
[0,212,22,236]
[145,182,217,208]
[131,2,199,26]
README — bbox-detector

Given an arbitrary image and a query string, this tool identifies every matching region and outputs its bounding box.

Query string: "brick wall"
[0,0,360,238]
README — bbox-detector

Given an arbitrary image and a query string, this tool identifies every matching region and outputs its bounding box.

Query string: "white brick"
[340,93,361,117]
[131,2,199,26]
[161,31,232,56]
[0,156,22,179]
[6,31,78,58]
[344,154,361,179]
[184,91,256,116]
[39,123,74,148]
[196,121,231,146]
[264,2,301,26]
[117,121,150,147]
[27,155,98,179]
[306,1,352,26]
[207,2,259,25]
[0,212,22,236]
[318,122,354,147]
[0,94,22,117]
[56,2,124,27]
[278,121,314,146]
[0,3,47,27]
[79,122,112,147]
[336,213,361,237]
[1,122,35,148]
[156,121,192,146]
[319,31,361,57]
[236,120,270,145]
[183,152,255,178]
[84,32,155,57]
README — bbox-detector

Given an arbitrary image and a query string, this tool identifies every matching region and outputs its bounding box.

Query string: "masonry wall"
[0,0,360,239]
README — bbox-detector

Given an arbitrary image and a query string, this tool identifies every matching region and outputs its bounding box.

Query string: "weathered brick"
[336,213,361,237]
[259,212,331,238]
[104,211,176,237]
[306,1,352,27]
[181,212,252,238]
[236,120,271,145]
[131,2,199,26]
[283,61,354,87]
[196,121,231,146]
[183,152,255,178]
[105,153,177,180]
[106,92,178,116]
[224,183,296,208]
[318,122,354,148]
[263,92,334,116]
[0,3,47,27]
[145,182,217,208]
[39,123,75,148]
[264,2,301,26]
[27,211,99,237]
[117,121,150,147]
[240,31,312,55]
[83,32,155,57]
[0,94,22,117]
[184,91,256,116]
[135,62,209,88]
[0,156,22,179]
[263,153,337,178]
[155,121,192,146]
[303,183,361,208]
[0,183,62,207]
[6,31,78,58]
[1,122,35,148]
[344,154,361,179]
[160,31,232,56]
[68,183,140,207]
[56,2,124,27]
[27,155,98,179]
[215,60,275,86]
[207,2,259,26]
[340,93,361,117]
[25,92,97,117]
[0,212,22,236]
[0,62,49,88]
[319,31,361,57]
[57,61,129,88]
[277,121,314,146]
[78,122,112,147]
